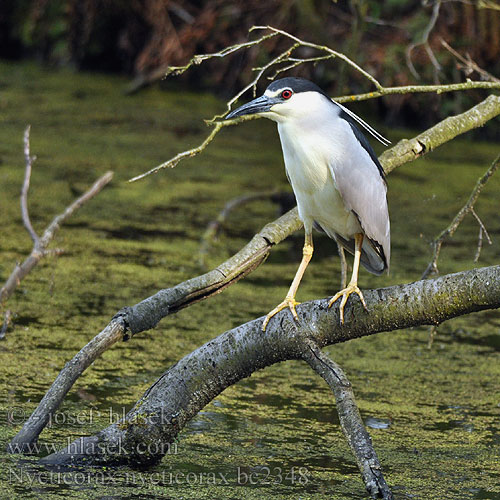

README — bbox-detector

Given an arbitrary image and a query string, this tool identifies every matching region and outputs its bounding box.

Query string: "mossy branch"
[379,95,500,174]
[34,265,500,473]
[9,96,500,451]
[129,25,500,182]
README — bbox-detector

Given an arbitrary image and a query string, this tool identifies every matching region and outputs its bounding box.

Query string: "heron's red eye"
[281,89,293,100]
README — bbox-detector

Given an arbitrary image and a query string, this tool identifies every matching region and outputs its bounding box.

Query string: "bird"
[226,77,390,330]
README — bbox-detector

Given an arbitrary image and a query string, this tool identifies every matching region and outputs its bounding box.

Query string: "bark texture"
[37,265,500,467]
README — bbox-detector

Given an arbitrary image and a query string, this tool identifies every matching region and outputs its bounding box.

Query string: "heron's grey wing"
[339,110,387,181]
[328,126,390,272]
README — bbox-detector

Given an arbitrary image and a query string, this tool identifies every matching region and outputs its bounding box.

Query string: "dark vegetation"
[1,0,500,127]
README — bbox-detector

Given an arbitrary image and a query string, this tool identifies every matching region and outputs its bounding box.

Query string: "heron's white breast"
[277,114,361,238]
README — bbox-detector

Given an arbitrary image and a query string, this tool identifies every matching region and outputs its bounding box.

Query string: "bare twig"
[471,207,492,262]
[302,338,393,499]
[0,130,114,304]
[406,0,442,81]
[21,126,38,244]
[268,55,334,80]
[422,154,499,279]
[165,30,279,77]
[336,80,500,103]
[250,25,384,90]
[0,310,12,340]
[128,26,500,183]
[128,120,233,182]
[441,39,500,83]
[198,191,280,268]
[208,43,303,121]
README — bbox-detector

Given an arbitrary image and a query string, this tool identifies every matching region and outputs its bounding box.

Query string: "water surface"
[0,62,499,499]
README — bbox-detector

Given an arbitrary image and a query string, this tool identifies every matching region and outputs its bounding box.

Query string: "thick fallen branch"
[36,265,500,472]
[8,208,302,451]
[9,96,500,451]
[0,127,114,305]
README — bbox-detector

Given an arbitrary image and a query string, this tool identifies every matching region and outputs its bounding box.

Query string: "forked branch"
[9,98,500,450]
[129,26,500,182]
[0,127,114,307]
[422,154,499,279]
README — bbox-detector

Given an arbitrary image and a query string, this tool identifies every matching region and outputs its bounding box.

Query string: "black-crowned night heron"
[226,77,390,330]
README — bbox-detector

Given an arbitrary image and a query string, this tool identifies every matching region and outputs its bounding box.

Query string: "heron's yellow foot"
[328,283,368,324]
[262,297,301,331]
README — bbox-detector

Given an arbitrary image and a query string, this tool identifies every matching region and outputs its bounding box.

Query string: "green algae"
[0,61,499,499]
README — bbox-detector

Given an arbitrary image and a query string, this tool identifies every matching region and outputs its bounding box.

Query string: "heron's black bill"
[226,95,276,119]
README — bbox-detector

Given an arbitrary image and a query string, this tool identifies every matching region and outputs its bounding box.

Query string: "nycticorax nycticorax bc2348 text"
[226,77,391,330]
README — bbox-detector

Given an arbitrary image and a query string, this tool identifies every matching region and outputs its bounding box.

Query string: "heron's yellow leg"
[262,232,313,331]
[328,233,368,324]
[337,243,348,289]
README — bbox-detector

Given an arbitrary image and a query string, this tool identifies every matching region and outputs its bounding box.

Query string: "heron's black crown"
[266,77,330,100]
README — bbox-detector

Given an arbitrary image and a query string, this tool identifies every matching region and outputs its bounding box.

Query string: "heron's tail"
[333,233,388,276]
[313,221,389,275]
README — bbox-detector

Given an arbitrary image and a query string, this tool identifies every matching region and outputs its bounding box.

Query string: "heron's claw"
[328,283,367,324]
[262,297,301,331]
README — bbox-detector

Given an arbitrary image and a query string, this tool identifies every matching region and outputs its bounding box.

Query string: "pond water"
[0,61,499,499]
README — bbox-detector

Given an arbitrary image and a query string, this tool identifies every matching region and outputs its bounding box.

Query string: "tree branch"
[471,208,492,262]
[9,97,500,448]
[164,30,279,77]
[250,25,384,90]
[379,95,500,174]
[197,190,282,268]
[1,129,114,306]
[422,154,499,278]
[405,0,442,81]
[7,208,302,451]
[335,80,500,103]
[128,24,500,182]
[129,93,500,183]
[21,126,39,244]
[440,38,500,83]
[302,338,393,500]
[34,265,500,470]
